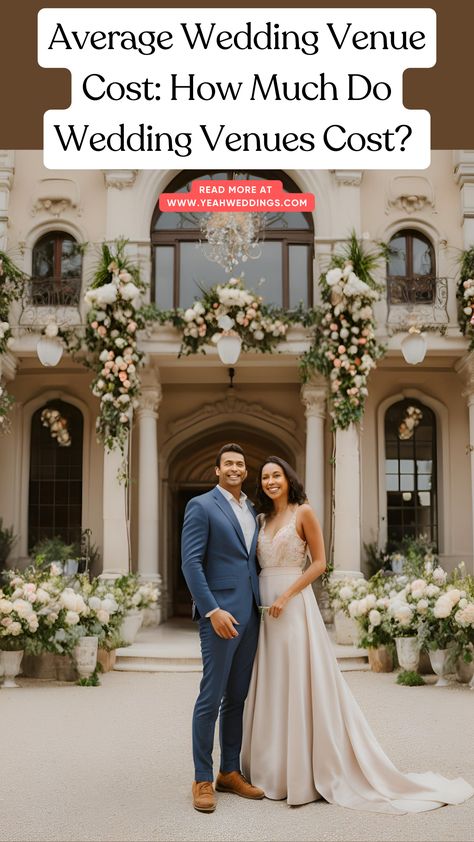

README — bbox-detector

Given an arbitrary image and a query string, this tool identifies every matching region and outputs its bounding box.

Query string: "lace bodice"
[257,509,307,569]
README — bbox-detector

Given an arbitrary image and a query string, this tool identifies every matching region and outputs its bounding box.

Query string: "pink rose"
[333,359,342,368]
[97,326,107,337]
[118,371,127,382]
[91,321,98,329]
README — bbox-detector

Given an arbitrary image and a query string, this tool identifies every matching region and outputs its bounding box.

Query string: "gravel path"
[0,669,472,842]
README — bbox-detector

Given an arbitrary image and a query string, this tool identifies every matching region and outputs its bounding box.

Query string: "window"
[151,171,314,309]
[31,232,83,306]
[28,400,83,551]
[384,399,438,551]
[387,229,435,306]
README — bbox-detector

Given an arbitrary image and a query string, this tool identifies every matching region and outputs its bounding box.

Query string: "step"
[114,623,369,673]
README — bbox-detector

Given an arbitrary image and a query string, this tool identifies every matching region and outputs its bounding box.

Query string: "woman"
[241,456,473,813]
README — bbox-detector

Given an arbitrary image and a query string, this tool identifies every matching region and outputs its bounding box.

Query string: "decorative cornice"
[332,170,363,186]
[103,170,138,190]
[169,393,297,437]
[386,175,435,214]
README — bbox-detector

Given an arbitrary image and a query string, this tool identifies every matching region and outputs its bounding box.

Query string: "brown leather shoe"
[192,781,216,813]
[215,771,265,800]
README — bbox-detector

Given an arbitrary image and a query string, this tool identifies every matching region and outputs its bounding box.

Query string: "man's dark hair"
[215,443,246,468]
[256,455,307,513]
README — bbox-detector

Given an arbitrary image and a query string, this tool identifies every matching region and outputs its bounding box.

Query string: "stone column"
[300,380,327,526]
[332,423,363,578]
[0,151,15,251]
[101,446,130,577]
[137,383,162,583]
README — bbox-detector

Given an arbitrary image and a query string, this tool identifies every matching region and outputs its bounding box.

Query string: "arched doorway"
[167,426,295,617]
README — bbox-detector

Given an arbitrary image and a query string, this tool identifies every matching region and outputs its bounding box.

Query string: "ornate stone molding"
[30,178,81,218]
[386,175,435,214]
[169,393,297,437]
[300,382,327,420]
[103,170,138,190]
[332,170,363,187]
[137,385,163,419]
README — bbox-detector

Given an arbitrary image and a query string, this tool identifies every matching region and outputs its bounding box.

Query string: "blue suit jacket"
[181,487,260,620]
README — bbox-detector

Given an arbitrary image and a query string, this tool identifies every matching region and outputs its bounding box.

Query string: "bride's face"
[260,463,289,503]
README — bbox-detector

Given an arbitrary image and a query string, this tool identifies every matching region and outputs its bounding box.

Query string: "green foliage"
[0,518,17,567]
[396,670,425,686]
[363,541,391,578]
[76,667,101,686]
[32,536,77,566]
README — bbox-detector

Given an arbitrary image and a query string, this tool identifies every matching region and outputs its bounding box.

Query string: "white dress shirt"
[205,485,256,617]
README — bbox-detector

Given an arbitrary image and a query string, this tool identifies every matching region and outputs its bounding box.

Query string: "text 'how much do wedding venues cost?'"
[38,8,436,170]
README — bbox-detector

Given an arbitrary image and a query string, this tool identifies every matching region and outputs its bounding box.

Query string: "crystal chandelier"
[199,212,264,273]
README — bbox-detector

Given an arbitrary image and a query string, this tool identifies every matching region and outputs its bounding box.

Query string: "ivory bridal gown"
[241,510,474,813]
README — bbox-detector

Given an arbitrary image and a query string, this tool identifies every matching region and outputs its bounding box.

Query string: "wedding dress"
[241,510,474,813]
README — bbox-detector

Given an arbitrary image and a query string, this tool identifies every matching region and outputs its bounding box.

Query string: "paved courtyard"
[0,668,473,842]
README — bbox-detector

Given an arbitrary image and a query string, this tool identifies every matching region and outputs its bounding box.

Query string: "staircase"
[114,619,369,673]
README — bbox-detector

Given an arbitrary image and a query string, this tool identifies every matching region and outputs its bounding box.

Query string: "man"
[181,443,264,813]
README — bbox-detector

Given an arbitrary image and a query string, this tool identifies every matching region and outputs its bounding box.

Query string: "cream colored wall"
[361,364,473,572]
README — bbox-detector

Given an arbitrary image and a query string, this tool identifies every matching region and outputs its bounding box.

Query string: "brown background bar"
[2,1,473,150]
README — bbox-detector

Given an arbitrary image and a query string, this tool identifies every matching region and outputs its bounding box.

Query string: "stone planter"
[455,654,474,685]
[367,645,394,673]
[315,582,334,626]
[119,610,144,644]
[22,652,77,681]
[97,648,116,672]
[73,636,99,679]
[0,649,24,688]
[334,610,360,646]
[395,636,420,672]
[429,648,454,687]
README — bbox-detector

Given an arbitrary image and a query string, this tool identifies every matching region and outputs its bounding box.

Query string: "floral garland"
[41,408,71,447]
[458,246,474,351]
[152,276,306,357]
[0,251,28,432]
[66,240,146,454]
[300,234,386,430]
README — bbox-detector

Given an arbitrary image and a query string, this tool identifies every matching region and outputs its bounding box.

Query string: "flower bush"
[152,276,303,357]
[112,573,161,612]
[327,575,370,617]
[0,251,28,431]
[300,233,386,429]
[457,246,474,351]
[65,240,146,454]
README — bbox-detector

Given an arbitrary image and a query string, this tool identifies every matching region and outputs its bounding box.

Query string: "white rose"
[96,609,110,624]
[184,309,196,322]
[88,596,102,611]
[365,594,377,609]
[0,598,14,614]
[8,621,22,636]
[433,597,453,619]
[65,610,80,625]
[348,600,360,618]
[339,586,354,601]
[369,609,382,627]
[13,599,34,619]
[416,599,429,614]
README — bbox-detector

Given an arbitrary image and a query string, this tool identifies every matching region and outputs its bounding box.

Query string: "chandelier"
[199,212,264,273]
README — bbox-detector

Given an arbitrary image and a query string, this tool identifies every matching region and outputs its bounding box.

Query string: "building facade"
[1,151,473,620]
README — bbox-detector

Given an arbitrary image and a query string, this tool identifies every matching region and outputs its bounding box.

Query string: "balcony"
[386,276,449,327]
[27,276,82,308]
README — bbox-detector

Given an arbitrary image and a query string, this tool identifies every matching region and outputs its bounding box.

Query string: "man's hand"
[210,609,240,639]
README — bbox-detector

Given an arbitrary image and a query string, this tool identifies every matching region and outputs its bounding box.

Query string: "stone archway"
[167,425,296,617]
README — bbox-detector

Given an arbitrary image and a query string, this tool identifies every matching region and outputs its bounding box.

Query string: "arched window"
[28,400,83,551]
[384,398,438,550]
[31,232,83,306]
[386,229,435,306]
[151,171,314,309]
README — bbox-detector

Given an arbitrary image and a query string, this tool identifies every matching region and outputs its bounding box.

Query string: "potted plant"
[349,589,395,672]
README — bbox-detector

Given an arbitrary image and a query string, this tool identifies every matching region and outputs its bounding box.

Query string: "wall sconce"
[401,326,427,365]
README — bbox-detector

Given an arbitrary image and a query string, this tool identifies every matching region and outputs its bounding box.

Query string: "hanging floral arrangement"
[41,408,71,447]
[457,246,474,351]
[0,251,28,432]
[151,276,306,357]
[65,239,146,454]
[398,405,423,440]
[300,233,387,429]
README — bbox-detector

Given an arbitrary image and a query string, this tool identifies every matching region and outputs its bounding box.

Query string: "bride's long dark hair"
[256,455,307,514]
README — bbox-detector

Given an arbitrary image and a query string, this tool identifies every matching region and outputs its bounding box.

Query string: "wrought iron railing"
[27,276,82,307]
[386,276,449,325]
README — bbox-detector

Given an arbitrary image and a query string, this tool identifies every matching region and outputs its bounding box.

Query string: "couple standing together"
[181,444,473,814]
